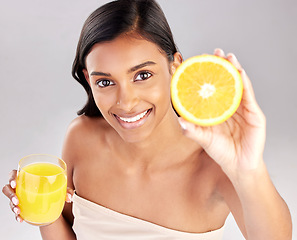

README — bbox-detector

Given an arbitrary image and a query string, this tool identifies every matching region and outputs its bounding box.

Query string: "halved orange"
[171,55,243,126]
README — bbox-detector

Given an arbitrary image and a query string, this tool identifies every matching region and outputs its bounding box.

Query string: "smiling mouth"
[113,109,152,130]
[115,109,152,123]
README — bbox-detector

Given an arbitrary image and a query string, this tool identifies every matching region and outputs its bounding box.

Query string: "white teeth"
[118,110,149,123]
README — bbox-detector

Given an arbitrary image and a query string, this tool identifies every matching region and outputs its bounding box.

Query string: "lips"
[114,109,152,129]
[118,110,149,123]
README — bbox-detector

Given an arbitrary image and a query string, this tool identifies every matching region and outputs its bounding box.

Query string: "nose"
[116,83,139,111]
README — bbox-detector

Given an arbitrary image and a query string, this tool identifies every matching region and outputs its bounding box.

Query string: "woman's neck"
[111,112,201,172]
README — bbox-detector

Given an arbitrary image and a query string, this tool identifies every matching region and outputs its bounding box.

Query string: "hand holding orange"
[171,54,243,126]
[173,50,266,174]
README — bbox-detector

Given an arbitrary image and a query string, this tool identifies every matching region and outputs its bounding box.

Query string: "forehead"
[85,35,168,71]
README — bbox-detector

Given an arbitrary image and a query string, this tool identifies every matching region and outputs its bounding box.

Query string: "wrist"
[224,158,267,188]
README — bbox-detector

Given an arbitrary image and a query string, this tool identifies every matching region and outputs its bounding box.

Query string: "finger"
[238,71,266,130]
[227,53,243,72]
[9,170,17,189]
[66,187,74,203]
[6,189,23,223]
[15,215,23,223]
[214,48,226,58]
[2,184,19,205]
[178,118,211,148]
[241,69,256,101]
[225,54,260,110]
[9,201,20,215]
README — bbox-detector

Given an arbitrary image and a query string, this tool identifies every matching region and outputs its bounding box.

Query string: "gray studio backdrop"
[0,0,296,239]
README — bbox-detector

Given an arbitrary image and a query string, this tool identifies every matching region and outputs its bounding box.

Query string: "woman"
[2,0,292,239]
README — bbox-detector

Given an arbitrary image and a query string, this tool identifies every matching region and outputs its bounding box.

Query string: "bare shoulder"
[64,115,112,145]
[61,115,110,177]
[61,115,110,224]
[66,115,108,136]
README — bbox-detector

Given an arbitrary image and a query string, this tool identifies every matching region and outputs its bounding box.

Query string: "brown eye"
[96,79,115,88]
[135,71,152,81]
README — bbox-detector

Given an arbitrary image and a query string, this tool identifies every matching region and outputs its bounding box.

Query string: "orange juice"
[16,162,67,225]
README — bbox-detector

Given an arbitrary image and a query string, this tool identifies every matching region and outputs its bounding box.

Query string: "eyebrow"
[128,61,156,73]
[90,61,156,77]
[90,71,111,77]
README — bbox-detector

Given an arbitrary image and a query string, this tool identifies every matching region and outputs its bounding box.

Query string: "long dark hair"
[72,0,178,117]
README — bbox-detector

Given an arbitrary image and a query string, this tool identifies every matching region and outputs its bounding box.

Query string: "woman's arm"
[180,49,292,239]
[219,160,292,240]
[219,50,292,239]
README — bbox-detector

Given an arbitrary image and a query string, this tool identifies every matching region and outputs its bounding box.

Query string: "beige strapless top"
[72,193,225,240]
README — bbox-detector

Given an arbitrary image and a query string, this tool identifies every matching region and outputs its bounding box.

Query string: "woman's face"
[84,35,180,142]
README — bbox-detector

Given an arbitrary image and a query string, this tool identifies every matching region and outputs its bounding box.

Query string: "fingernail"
[13,207,19,214]
[10,180,16,189]
[12,197,18,205]
[215,48,225,55]
[67,193,73,203]
[16,216,22,223]
[178,119,187,130]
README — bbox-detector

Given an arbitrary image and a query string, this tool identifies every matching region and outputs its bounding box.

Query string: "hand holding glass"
[16,154,67,225]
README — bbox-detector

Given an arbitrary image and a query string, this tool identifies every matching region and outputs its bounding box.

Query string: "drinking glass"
[16,154,67,225]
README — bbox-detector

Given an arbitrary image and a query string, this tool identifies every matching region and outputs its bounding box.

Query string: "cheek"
[148,74,172,105]
[91,90,116,112]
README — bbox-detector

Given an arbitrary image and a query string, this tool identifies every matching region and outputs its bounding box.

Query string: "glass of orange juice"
[16,154,67,226]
